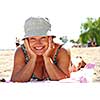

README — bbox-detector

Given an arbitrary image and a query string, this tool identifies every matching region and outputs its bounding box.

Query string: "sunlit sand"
[0,47,100,99]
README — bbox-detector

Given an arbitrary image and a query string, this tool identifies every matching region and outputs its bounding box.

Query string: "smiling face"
[28,36,49,55]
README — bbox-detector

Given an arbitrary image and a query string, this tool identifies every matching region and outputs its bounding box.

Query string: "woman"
[11,17,70,82]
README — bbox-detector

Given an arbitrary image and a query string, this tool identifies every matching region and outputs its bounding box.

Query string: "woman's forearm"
[43,56,67,81]
[11,58,36,82]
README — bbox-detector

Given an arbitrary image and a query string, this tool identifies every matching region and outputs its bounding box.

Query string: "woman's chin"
[35,51,44,55]
[34,49,46,55]
[36,53,43,56]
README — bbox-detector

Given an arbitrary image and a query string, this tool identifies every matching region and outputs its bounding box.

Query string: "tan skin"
[11,36,70,82]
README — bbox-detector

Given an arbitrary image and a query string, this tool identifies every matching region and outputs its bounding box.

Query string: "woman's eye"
[30,39,36,42]
[41,37,47,41]
[41,38,45,41]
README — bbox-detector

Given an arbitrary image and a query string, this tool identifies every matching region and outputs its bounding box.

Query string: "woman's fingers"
[24,39,32,58]
[48,36,54,49]
[24,39,37,58]
[24,39,30,50]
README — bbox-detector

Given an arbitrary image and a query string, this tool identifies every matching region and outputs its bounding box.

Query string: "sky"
[0,0,100,49]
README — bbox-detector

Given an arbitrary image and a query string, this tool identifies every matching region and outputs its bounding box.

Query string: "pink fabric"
[85,63,95,69]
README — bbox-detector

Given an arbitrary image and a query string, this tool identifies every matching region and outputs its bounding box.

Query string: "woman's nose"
[35,39,42,44]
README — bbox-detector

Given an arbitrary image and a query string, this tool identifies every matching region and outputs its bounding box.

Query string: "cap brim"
[22,35,56,40]
[52,35,56,38]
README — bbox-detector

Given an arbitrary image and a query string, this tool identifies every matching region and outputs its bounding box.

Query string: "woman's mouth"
[34,46,44,50]
[33,46,45,55]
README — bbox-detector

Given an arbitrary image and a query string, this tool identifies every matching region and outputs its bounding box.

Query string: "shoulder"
[15,46,23,55]
[13,47,26,74]
[58,44,70,55]
[60,44,71,57]
[55,43,70,58]
[59,47,70,57]
[14,46,25,60]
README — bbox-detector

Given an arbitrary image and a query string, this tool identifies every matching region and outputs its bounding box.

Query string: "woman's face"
[28,36,49,55]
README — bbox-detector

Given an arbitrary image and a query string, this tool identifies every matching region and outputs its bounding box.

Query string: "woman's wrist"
[43,56,53,64]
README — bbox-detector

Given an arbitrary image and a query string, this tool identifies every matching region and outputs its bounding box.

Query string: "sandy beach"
[0,50,14,80]
[70,47,100,82]
[0,47,100,100]
[0,47,100,81]
[70,47,100,65]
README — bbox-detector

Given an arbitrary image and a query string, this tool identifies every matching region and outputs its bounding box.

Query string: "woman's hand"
[43,37,55,57]
[24,39,37,59]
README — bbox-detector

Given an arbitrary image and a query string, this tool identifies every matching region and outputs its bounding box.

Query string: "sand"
[0,50,14,80]
[0,47,100,81]
[70,47,100,66]
[0,47,100,100]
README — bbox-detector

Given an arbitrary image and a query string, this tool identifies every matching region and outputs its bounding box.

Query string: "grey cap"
[23,17,55,39]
